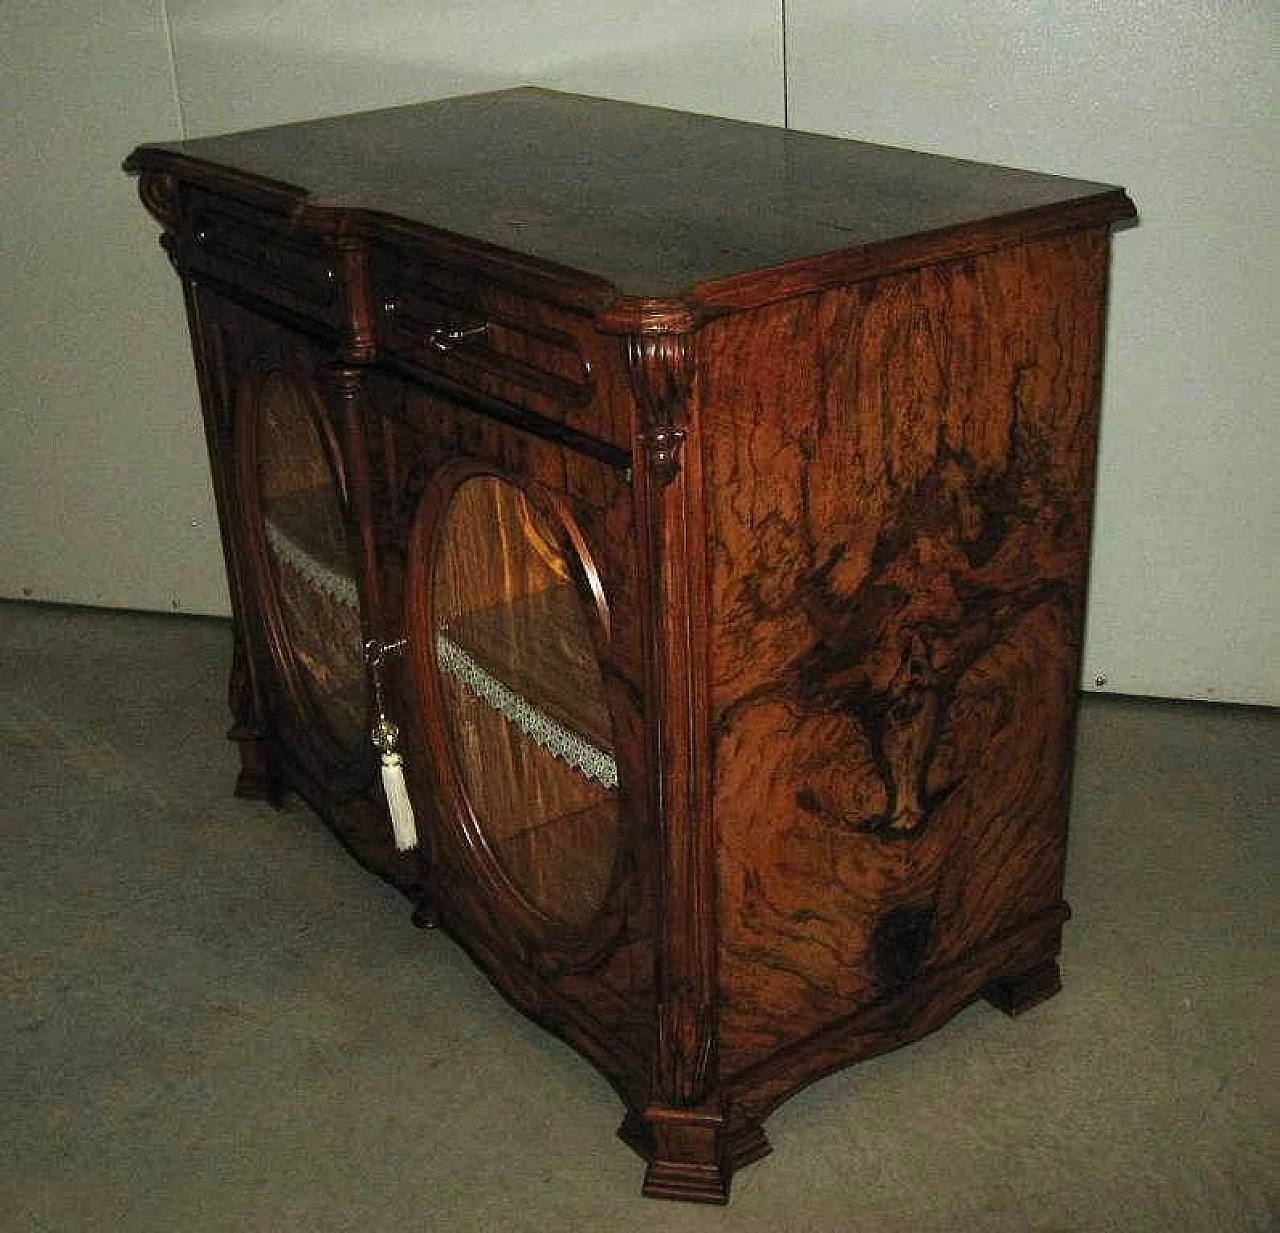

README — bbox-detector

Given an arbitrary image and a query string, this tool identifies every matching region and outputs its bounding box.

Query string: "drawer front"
[182,189,344,330]
[371,251,596,413]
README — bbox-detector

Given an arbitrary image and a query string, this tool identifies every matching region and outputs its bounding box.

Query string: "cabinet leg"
[642,1106,731,1205]
[625,1104,770,1204]
[228,723,282,806]
[982,958,1063,1018]
[411,894,438,929]
[226,630,282,805]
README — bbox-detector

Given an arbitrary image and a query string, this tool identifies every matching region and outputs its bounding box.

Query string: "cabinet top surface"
[128,88,1133,307]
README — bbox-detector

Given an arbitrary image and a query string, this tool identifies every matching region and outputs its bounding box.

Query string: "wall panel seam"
[160,0,188,139]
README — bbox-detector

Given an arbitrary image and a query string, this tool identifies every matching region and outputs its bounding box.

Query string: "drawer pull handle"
[430,321,489,351]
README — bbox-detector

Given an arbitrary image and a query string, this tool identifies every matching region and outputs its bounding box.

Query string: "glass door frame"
[406,456,630,964]
[233,351,374,791]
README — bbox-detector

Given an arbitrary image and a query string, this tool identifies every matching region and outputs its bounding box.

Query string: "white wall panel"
[786,1,1279,704]
[1,2,227,614]
[2,3,782,619]
[166,1,784,135]
[7,2,1274,704]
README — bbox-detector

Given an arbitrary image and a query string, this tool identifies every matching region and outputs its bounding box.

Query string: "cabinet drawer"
[182,190,344,329]
[372,252,594,411]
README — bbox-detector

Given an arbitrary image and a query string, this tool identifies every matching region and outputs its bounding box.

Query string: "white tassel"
[380,751,418,850]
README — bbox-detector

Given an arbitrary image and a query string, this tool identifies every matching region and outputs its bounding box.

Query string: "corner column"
[624,327,729,1202]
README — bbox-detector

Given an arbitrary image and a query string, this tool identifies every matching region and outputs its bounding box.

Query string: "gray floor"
[1,601,1275,1233]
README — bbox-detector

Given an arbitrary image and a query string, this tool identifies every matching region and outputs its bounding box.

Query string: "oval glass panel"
[432,476,618,927]
[256,372,366,750]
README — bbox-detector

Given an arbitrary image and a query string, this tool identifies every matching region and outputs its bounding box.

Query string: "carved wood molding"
[625,332,692,487]
[655,1000,717,1107]
[137,171,179,234]
[627,327,720,1114]
[137,171,181,266]
[335,240,377,364]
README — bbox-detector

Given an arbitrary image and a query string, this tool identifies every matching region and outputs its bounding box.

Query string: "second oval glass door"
[431,476,618,929]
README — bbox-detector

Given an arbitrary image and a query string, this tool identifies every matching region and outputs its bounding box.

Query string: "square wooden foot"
[982,958,1063,1018]
[229,729,282,806]
[411,895,439,929]
[624,1105,770,1204]
[641,1106,730,1203]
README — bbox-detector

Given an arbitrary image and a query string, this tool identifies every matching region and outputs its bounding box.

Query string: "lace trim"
[435,633,618,789]
[263,516,617,789]
[265,517,360,609]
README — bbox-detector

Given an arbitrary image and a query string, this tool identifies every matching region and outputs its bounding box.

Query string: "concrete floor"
[1,601,1275,1232]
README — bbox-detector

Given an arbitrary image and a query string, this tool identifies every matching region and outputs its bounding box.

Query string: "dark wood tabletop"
[128,88,1135,303]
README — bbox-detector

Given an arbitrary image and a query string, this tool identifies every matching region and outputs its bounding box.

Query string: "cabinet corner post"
[624,329,727,1195]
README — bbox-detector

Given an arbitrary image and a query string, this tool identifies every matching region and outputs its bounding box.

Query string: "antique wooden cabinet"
[126,89,1134,1203]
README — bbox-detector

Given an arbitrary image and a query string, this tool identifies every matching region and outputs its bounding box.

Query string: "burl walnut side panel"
[701,229,1111,1083]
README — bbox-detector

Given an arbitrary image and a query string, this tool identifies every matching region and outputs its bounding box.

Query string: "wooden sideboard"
[126,88,1134,1203]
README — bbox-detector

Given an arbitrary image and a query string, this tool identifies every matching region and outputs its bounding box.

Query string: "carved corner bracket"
[625,332,693,487]
[136,171,181,265]
[137,171,179,233]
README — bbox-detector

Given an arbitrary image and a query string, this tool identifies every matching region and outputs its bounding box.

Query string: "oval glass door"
[255,372,366,752]
[432,476,618,928]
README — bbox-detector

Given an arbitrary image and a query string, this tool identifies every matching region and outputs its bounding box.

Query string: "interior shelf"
[262,493,365,744]
[264,488,359,608]
[439,582,615,787]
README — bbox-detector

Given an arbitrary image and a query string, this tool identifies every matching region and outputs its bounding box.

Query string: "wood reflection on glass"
[256,372,366,749]
[433,476,618,927]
